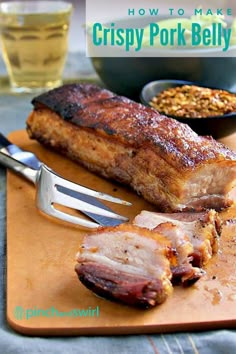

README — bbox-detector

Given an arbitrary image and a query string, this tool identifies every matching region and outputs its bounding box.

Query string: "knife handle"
[0,132,11,148]
[0,132,25,158]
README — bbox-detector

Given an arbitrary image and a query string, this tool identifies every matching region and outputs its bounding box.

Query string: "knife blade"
[0,132,124,226]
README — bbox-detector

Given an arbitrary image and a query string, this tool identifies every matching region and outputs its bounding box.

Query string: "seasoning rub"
[150,85,236,118]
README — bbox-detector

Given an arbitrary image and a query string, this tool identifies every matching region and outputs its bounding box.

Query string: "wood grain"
[6,130,236,335]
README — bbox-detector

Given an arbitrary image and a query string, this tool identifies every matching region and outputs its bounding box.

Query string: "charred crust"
[75,262,169,308]
[171,265,205,286]
[30,83,236,170]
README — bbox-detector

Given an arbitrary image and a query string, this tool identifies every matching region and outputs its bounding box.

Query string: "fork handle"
[0,150,38,184]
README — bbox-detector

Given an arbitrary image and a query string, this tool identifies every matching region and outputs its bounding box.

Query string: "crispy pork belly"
[75,224,173,308]
[26,83,236,212]
[152,222,204,285]
[134,209,221,268]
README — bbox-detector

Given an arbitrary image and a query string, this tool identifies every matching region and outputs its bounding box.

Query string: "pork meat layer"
[27,84,236,212]
[75,224,173,308]
[134,209,221,268]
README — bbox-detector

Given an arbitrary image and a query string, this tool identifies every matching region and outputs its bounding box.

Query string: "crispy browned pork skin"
[26,83,236,212]
[134,209,222,269]
[75,224,174,308]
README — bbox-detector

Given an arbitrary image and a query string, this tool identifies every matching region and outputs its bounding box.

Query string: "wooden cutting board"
[6,130,236,335]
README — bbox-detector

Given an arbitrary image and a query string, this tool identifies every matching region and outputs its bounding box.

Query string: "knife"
[0,132,124,226]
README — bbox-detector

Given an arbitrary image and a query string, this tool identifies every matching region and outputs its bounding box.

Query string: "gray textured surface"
[0,52,235,354]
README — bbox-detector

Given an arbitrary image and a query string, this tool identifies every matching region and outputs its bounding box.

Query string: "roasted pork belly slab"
[134,210,221,268]
[26,83,236,212]
[75,224,173,308]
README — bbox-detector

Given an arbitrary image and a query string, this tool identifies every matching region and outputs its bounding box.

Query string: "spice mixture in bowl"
[149,85,236,118]
[140,80,236,138]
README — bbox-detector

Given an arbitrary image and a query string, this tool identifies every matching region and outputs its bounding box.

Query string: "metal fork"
[0,151,131,229]
[0,132,127,226]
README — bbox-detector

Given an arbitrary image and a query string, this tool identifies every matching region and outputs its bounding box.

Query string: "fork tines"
[37,165,131,229]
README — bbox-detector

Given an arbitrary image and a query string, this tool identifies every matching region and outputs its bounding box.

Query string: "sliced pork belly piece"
[134,210,221,268]
[26,83,236,213]
[153,222,205,285]
[75,224,173,308]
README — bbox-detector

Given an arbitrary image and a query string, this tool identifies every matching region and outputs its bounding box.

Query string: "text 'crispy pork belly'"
[134,209,221,268]
[27,84,236,212]
[75,224,173,308]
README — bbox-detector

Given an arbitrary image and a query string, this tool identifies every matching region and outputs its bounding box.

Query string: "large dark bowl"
[88,17,236,100]
[140,79,236,139]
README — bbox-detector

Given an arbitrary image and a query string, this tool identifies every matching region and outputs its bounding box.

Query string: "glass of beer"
[0,1,73,93]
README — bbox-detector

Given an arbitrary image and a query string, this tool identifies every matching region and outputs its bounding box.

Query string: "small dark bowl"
[140,79,236,139]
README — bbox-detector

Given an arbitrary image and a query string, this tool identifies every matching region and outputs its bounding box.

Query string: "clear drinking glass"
[0,1,73,93]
